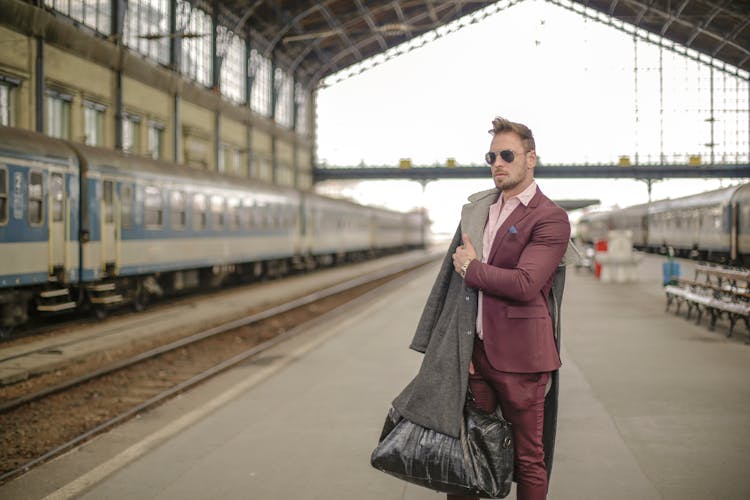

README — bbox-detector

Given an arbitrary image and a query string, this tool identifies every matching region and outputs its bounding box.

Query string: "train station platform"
[2,252,750,499]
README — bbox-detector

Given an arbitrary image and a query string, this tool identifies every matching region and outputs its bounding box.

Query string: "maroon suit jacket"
[463,187,570,373]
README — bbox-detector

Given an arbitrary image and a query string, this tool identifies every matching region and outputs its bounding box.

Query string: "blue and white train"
[0,126,426,331]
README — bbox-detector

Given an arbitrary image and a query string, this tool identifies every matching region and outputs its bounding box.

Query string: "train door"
[730,202,739,262]
[296,197,305,255]
[100,179,118,274]
[47,172,67,278]
[304,198,316,254]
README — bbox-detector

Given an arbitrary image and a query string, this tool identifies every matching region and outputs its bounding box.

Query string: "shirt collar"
[500,180,537,207]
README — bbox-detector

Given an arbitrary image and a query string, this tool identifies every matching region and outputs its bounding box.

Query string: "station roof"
[583,0,750,73]
[233,0,749,87]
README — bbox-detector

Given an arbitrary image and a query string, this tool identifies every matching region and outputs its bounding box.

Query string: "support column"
[114,72,123,151]
[215,112,221,172]
[35,36,44,133]
[245,36,253,178]
[112,0,125,150]
[172,93,180,162]
[292,79,299,188]
[658,44,664,165]
[271,52,278,184]
[33,0,44,133]
[169,0,180,162]
[708,64,716,165]
[632,34,639,165]
[169,0,178,68]
[311,89,317,180]
[211,1,220,171]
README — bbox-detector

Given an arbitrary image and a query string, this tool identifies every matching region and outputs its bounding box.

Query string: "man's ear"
[527,150,537,170]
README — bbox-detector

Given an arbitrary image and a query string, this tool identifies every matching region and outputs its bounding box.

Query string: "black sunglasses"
[485,149,518,165]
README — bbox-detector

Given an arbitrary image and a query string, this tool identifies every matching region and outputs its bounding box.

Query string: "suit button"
[466,330,472,336]
[465,296,470,301]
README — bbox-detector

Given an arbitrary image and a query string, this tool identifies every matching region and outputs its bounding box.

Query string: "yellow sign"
[689,155,702,166]
[399,158,412,168]
[618,156,631,166]
[446,158,457,168]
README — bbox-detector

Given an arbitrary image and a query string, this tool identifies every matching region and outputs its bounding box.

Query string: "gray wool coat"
[392,187,579,439]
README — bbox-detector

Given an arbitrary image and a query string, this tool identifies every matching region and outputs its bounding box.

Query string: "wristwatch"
[459,258,473,278]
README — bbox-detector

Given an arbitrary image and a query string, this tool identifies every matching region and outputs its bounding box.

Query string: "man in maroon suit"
[450,117,571,500]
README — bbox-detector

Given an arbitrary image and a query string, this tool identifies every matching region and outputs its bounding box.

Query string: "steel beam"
[313,164,750,181]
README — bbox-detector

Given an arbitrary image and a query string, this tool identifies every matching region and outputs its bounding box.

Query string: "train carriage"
[729,183,750,262]
[402,210,427,249]
[578,182,750,266]
[576,210,612,245]
[646,186,741,260]
[301,193,372,266]
[71,143,304,306]
[609,203,649,249]
[0,128,81,327]
[0,126,426,331]
[372,209,405,251]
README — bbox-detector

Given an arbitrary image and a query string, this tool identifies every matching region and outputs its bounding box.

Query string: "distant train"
[577,183,750,264]
[0,126,426,332]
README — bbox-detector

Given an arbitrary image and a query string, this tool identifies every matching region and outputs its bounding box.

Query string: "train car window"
[192,194,207,230]
[211,195,225,230]
[278,206,286,229]
[254,204,266,229]
[279,205,288,228]
[170,191,187,230]
[144,186,163,228]
[266,204,276,229]
[103,180,114,223]
[28,171,44,225]
[120,184,133,228]
[0,167,7,225]
[228,198,240,230]
[292,207,300,228]
[713,208,722,229]
[243,202,253,230]
[273,205,282,229]
[284,206,294,228]
[51,173,64,222]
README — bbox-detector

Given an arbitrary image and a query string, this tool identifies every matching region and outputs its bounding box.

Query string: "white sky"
[314,0,748,234]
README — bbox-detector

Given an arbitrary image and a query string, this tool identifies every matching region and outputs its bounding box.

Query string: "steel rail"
[0,255,437,484]
[0,253,436,414]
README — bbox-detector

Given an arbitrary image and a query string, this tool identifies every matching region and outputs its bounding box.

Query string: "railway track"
[0,256,436,484]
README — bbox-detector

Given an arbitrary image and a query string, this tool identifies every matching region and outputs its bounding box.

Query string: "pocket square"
[508,225,518,234]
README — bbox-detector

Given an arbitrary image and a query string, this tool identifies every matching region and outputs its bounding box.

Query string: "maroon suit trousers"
[448,340,550,500]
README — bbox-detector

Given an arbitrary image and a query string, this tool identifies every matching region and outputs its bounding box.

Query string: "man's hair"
[488,117,535,152]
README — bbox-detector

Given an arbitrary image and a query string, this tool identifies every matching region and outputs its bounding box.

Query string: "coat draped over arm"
[391,225,578,440]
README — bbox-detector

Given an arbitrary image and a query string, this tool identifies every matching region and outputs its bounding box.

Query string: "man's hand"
[453,234,478,275]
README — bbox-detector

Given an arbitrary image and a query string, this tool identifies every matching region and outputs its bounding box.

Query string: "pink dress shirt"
[476,181,538,339]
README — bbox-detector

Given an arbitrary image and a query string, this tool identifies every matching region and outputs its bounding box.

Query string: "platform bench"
[664,266,750,343]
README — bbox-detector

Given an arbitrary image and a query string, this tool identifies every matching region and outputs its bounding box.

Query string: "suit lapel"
[487,188,542,263]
